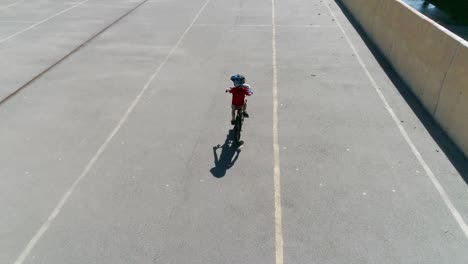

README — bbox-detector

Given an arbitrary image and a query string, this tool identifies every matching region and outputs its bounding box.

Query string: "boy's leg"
[243,100,249,118]
[231,105,236,125]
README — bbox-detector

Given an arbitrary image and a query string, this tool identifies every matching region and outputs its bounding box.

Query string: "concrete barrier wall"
[435,44,468,155]
[338,0,381,35]
[340,0,468,158]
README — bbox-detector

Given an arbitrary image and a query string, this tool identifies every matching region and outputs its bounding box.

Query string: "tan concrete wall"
[385,1,459,113]
[340,0,468,157]
[339,0,382,35]
[370,0,398,55]
[435,44,468,156]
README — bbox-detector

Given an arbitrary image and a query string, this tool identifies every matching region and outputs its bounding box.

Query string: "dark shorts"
[231,100,247,110]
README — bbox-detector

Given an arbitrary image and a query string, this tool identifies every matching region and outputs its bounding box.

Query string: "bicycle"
[233,108,245,146]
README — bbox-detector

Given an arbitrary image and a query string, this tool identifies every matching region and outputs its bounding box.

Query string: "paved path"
[1,0,467,263]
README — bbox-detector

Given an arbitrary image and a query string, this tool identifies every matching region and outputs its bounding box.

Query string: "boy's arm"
[243,85,253,96]
[225,87,233,93]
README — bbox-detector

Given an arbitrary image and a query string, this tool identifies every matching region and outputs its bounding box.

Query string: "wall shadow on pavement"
[335,0,468,185]
[210,129,241,178]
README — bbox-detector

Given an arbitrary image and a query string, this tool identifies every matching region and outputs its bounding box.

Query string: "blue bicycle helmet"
[230,74,245,86]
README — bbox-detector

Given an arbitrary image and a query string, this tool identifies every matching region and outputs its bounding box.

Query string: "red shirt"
[228,85,252,106]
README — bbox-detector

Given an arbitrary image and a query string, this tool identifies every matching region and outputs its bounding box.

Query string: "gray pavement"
[1,0,467,263]
[0,0,146,102]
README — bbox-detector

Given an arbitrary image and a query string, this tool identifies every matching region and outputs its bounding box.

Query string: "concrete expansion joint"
[0,20,37,23]
[433,43,461,116]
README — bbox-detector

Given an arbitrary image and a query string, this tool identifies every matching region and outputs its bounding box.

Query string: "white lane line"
[272,1,284,264]
[1,0,25,8]
[277,24,338,28]
[0,0,90,44]
[12,0,212,263]
[193,23,271,27]
[193,23,337,28]
[324,2,468,239]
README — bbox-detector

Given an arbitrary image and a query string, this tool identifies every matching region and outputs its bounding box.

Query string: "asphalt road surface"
[1,0,467,263]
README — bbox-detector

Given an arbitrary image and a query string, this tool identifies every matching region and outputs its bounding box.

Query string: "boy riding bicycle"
[226,74,253,125]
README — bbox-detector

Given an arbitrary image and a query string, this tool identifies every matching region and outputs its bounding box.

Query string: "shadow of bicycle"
[210,129,241,178]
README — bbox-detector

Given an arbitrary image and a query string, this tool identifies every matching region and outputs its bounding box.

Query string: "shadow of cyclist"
[210,129,241,178]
